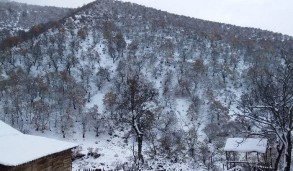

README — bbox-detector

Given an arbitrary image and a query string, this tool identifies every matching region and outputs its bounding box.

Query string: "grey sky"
[12,0,293,36]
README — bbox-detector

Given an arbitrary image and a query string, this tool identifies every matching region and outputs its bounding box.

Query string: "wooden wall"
[0,149,72,171]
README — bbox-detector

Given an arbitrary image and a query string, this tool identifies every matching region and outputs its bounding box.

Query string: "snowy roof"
[0,120,76,166]
[0,120,22,137]
[224,138,268,153]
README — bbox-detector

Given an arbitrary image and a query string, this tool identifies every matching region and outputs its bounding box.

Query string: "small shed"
[0,120,76,171]
[224,138,273,170]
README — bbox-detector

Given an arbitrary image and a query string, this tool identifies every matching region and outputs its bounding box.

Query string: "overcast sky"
[12,0,293,36]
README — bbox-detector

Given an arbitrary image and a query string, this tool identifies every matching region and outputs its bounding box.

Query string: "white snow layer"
[0,121,22,137]
[224,138,267,153]
[0,120,76,166]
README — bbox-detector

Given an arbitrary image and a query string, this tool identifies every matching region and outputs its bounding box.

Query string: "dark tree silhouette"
[240,58,293,171]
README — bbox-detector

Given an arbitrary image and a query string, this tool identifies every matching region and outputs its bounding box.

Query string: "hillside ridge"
[0,0,292,170]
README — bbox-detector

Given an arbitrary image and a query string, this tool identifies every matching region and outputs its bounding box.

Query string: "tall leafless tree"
[240,58,293,171]
[104,73,158,166]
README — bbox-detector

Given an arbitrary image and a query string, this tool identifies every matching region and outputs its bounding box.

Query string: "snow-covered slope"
[0,1,71,40]
[0,0,292,170]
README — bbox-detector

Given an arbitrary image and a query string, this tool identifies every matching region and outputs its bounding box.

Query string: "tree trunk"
[62,130,65,138]
[82,125,85,138]
[132,116,144,164]
[284,131,292,171]
[274,143,284,171]
[95,126,99,137]
[137,134,144,164]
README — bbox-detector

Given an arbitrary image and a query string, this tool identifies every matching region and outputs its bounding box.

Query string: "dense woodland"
[1,0,293,170]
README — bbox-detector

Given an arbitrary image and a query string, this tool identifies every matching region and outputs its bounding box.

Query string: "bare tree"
[96,67,110,90]
[104,74,158,166]
[240,59,293,171]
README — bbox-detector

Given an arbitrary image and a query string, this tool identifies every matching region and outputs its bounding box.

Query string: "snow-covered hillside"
[0,1,71,41]
[0,0,293,170]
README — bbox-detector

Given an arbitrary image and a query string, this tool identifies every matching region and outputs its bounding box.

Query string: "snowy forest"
[1,0,293,170]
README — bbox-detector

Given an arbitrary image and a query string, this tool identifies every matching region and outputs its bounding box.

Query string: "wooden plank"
[1,149,73,171]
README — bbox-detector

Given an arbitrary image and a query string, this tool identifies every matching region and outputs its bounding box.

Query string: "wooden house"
[224,138,273,171]
[0,121,76,171]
